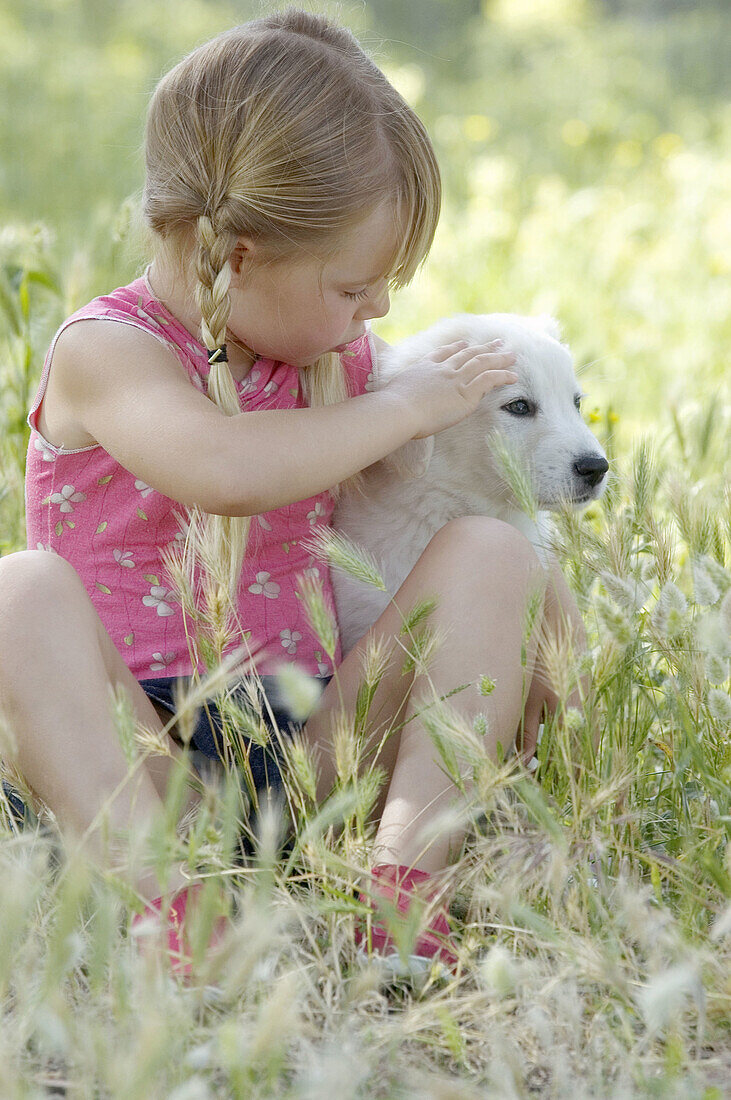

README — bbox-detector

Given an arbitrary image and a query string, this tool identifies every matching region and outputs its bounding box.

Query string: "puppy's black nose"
[574,453,609,488]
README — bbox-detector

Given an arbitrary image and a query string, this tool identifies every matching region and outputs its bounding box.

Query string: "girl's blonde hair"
[141,7,440,653]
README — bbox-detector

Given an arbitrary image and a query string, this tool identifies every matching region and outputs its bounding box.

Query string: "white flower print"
[34,436,56,462]
[263,380,279,396]
[185,341,207,360]
[134,479,154,498]
[364,372,375,391]
[142,585,176,616]
[36,541,57,554]
[239,368,261,397]
[163,530,187,556]
[136,306,162,330]
[150,651,176,672]
[280,628,302,655]
[302,566,320,580]
[248,572,280,599]
[307,502,325,525]
[49,484,86,513]
[256,514,273,532]
[171,512,190,541]
[113,549,135,568]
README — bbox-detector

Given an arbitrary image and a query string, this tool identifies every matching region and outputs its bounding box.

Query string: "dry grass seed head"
[300,526,387,591]
[359,632,394,690]
[332,708,360,786]
[645,512,677,588]
[296,572,338,662]
[399,621,452,679]
[532,606,585,705]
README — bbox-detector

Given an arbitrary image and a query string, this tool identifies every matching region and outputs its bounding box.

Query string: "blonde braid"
[186,214,366,675]
[193,213,252,616]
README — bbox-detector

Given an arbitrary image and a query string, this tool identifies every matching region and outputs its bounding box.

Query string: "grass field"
[0,1,729,1095]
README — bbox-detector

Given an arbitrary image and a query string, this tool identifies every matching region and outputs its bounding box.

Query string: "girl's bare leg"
[368,525,546,872]
[370,549,576,872]
[302,517,549,869]
[0,550,203,903]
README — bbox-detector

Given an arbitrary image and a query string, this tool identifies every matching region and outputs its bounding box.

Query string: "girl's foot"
[354,863,459,980]
[130,880,230,981]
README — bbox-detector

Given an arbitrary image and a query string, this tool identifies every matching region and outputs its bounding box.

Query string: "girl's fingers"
[453,349,516,375]
[453,341,506,362]
[520,717,540,762]
[460,367,518,399]
[516,706,542,764]
[430,339,471,363]
[431,338,505,364]
[476,364,519,386]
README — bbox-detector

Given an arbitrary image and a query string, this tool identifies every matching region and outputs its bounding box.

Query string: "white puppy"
[330,313,608,656]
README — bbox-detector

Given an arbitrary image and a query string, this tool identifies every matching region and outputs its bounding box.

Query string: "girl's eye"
[344,288,369,301]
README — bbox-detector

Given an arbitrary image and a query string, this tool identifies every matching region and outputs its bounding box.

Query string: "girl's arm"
[54,320,418,517]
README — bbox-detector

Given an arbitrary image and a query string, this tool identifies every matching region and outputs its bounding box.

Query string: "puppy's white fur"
[331,313,608,656]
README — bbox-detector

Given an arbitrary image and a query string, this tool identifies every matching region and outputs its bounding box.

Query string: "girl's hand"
[382,339,518,440]
[516,557,597,771]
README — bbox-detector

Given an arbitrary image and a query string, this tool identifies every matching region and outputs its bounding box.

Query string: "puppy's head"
[372,313,608,511]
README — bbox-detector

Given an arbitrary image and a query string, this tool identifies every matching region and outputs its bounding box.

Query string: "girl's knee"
[436,516,543,574]
[0,550,85,627]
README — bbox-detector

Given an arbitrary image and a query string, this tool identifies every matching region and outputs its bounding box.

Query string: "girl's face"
[226,201,397,367]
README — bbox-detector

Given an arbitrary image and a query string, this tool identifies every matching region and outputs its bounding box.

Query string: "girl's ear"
[382,435,435,480]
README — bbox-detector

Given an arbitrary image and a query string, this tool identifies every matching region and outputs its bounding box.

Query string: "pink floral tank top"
[25,265,376,681]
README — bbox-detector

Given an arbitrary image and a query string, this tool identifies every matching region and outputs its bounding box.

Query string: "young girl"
[0,9,587,979]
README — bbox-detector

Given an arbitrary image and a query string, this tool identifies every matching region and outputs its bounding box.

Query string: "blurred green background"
[1,0,729,470]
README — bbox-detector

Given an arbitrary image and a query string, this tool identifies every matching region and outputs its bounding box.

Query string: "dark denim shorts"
[138,673,333,795]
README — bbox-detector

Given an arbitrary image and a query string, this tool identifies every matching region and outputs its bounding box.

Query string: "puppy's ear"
[532,314,562,342]
[382,435,435,480]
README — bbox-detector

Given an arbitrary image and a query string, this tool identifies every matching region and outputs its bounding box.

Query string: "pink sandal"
[354,863,459,979]
[131,881,230,980]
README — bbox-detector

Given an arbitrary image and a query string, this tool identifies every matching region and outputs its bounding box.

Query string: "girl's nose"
[359,287,390,321]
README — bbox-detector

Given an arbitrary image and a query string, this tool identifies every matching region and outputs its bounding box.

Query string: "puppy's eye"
[502,399,534,417]
[574,395,582,411]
